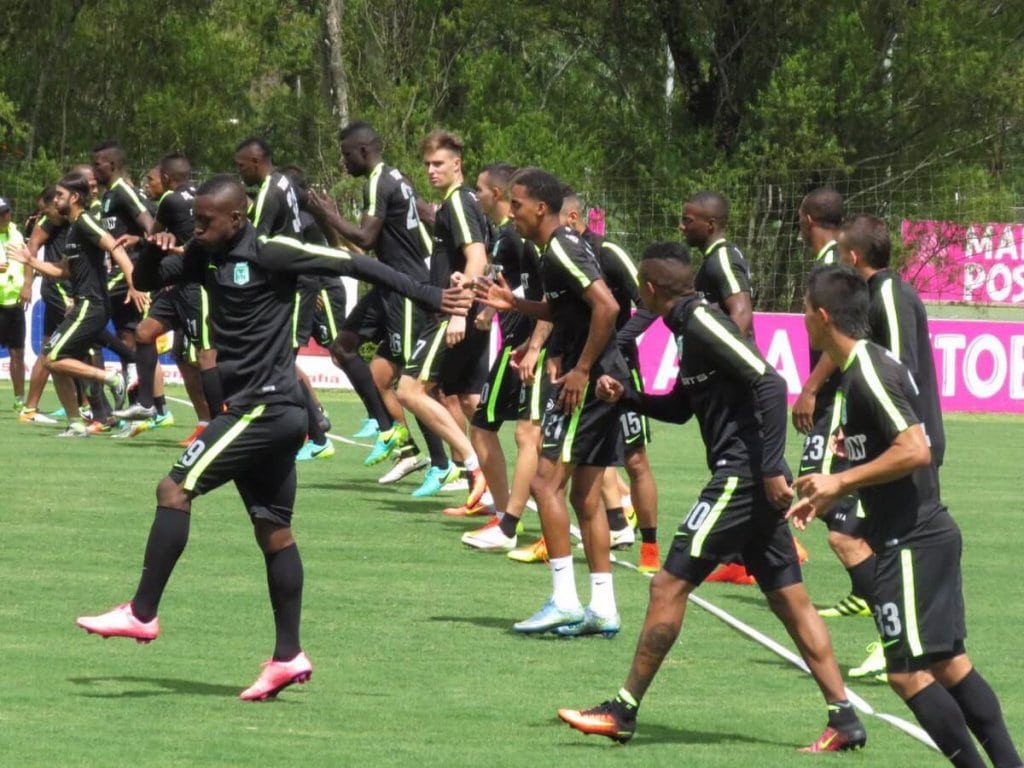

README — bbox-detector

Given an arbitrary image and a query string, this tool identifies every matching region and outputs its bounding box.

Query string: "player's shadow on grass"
[69,675,254,700]
[556,718,790,748]
[430,614,512,631]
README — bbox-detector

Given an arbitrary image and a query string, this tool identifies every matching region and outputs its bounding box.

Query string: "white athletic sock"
[463,454,480,472]
[550,555,580,611]
[622,493,633,511]
[589,572,616,617]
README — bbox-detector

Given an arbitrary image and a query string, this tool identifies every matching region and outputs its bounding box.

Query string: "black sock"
[418,417,448,468]
[848,554,877,600]
[606,506,628,531]
[639,526,658,544]
[132,506,191,622]
[827,700,862,731]
[338,354,391,426]
[134,342,158,408]
[99,329,135,364]
[154,395,166,416]
[947,669,1023,768]
[906,682,986,768]
[499,513,520,538]
[200,367,224,415]
[301,381,326,444]
[398,439,421,458]
[87,383,111,422]
[265,544,304,661]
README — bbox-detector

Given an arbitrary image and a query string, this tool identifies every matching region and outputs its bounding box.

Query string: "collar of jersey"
[843,339,867,371]
[443,183,463,200]
[816,240,837,260]
[704,237,727,256]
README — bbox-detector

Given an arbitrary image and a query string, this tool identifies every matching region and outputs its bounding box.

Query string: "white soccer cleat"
[378,455,430,484]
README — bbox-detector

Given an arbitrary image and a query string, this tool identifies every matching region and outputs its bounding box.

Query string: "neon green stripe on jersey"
[252,176,271,226]
[323,289,339,341]
[716,247,741,295]
[403,299,413,363]
[111,177,148,215]
[880,277,901,359]
[529,349,546,420]
[900,549,924,656]
[604,242,638,284]
[693,306,766,375]
[183,404,266,492]
[200,286,211,349]
[853,341,909,433]
[560,382,590,464]
[822,390,843,474]
[549,238,592,288]
[366,163,384,218]
[448,188,475,245]
[78,211,108,238]
[816,240,838,264]
[263,235,353,261]
[691,475,738,557]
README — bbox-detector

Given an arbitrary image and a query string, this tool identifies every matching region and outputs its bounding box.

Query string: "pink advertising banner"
[901,220,1024,305]
[636,312,1024,414]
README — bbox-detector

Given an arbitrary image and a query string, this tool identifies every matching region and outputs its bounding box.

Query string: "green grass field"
[3,388,1022,767]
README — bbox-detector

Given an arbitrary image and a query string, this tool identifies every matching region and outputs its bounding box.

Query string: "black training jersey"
[867,269,945,466]
[540,227,627,378]
[251,171,303,239]
[99,177,149,242]
[64,212,110,303]
[581,229,640,332]
[156,184,196,245]
[135,224,450,406]
[429,185,489,288]
[364,163,430,281]
[297,210,338,294]
[622,294,788,479]
[696,238,752,321]
[836,340,954,550]
[492,219,540,347]
[809,240,842,411]
[38,216,72,305]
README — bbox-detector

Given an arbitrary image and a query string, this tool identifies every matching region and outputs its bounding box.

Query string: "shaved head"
[194,174,249,249]
[198,174,248,211]
[687,190,729,224]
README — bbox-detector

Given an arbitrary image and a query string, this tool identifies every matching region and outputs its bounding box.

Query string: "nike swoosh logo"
[554,566,569,573]
[799,465,818,473]
[882,639,899,648]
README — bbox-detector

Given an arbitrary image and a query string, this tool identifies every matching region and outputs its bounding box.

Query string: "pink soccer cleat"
[239,652,313,701]
[75,602,160,643]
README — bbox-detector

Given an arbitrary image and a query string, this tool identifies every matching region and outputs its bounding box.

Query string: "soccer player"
[679,190,753,336]
[792,264,1021,768]
[7,172,145,435]
[234,137,332,455]
[73,174,471,700]
[115,153,205,434]
[395,129,489,501]
[307,121,438,479]
[476,167,628,636]
[17,187,70,425]
[92,140,154,358]
[789,189,872,619]
[0,197,27,409]
[834,213,949,680]
[563,187,660,571]
[458,162,547,540]
[558,242,865,751]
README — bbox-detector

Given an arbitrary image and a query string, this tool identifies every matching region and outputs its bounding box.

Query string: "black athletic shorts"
[0,305,26,349]
[873,523,967,673]
[342,287,424,365]
[518,348,553,422]
[310,281,347,349]
[292,276,320,349]
[168,401,307,526]
[42,298,69,338]
[540,379,624,467]
[404,314,489,396]
[798,404,863,535]
[621,366,652,455]
[471,345,522,431]
[663,472,802,593]
[44,297,109,361]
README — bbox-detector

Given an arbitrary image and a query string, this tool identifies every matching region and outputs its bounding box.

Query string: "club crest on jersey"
[233,262,250,285]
